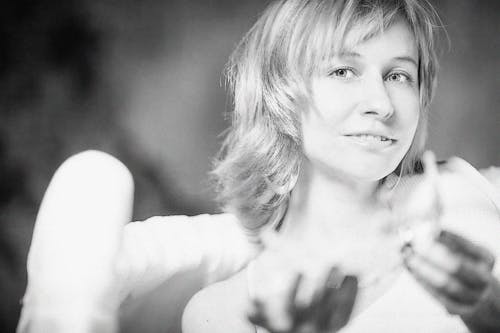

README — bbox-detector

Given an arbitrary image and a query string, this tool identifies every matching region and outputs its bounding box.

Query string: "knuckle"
[446,304,470,316]
[436,278,458,295]
[271,320,293,333]
[486,253,496,269]
[450,260,463,275]
[455,260,474,280]
[434,275,449,290]
[447,280,462,295]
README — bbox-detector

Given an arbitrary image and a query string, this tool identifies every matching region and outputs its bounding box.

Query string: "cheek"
[391,90,420,137]
[311,80,358,122]
[404,106,420,139]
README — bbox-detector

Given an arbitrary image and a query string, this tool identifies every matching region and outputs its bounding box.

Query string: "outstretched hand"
[18,150,134,333]
[395,152,500,331]
[403,230,496,316]
[246,233,358,333]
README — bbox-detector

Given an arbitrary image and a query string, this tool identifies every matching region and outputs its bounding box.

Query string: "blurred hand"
[403,230,496,316]
[246,233,358,333]
[394,152,500,329]
[18,151,134,333]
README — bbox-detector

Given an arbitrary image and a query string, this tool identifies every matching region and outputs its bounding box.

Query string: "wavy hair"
[212,0,441,235]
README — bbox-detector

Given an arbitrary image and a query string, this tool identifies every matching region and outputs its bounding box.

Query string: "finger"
[422,151,438,178]
[326,275,358,332]
[248,299,293,333]
[249,272,303,333]
[415,242,491,289]
[248,300,292,333]
[289,264,342,330]
[454,258,492,290]
[438,230,496,269]
[286,273,304,325]
[399,150,442,223]
[247,300,268,328]
[405,254,481,305]
[411,272,476,316]
[314,267,343,331]
[293,266,328,314]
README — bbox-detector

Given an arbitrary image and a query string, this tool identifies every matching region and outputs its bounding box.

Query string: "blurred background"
[0,0,498,332]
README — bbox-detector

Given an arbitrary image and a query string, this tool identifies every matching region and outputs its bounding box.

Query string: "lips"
[343,132,397,149]
[344,133,395,142]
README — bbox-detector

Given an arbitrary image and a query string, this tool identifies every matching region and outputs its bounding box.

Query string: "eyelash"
[328,67,414,84]
[385,71,414,83]
[328,67,357,79]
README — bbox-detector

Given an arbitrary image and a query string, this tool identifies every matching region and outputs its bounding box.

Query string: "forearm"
[116,214,258,301]
[461,278,500,333]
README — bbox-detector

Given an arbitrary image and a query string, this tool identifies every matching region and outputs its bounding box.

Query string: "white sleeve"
[446,157,500,212]
[115,213,258,301]
[479,165,500,195]
[444,157,500,278]
[18,150,135,333]
[17,150,257,333]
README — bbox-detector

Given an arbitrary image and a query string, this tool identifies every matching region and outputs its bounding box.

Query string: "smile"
[346,134,393,141]
[343,134,396,148]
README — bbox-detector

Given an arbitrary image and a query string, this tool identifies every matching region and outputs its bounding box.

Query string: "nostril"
[362,107,394,119]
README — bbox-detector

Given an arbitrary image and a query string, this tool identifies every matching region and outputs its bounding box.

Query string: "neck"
[282,161,384,238]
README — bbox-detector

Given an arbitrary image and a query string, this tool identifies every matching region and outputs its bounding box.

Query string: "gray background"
[0,0,498,331]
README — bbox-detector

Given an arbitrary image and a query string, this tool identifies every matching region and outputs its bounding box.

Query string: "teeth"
[354,134,389,141]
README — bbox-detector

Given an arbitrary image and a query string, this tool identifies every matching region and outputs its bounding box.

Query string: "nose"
[360,77,394,120]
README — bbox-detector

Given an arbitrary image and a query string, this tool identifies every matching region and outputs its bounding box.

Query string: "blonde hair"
[212,0,441,234]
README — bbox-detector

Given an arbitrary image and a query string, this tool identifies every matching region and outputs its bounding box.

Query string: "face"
[301,20,420,183]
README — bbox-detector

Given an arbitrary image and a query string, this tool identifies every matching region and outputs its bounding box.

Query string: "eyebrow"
[393,56,418,68]
[337,51,361,58]
[335,52,418,68]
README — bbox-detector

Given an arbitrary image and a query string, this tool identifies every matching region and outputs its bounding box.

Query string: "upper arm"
[182,273,254,333]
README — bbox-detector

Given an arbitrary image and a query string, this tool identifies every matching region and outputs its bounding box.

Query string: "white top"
[18,153,499,333]
[116,213,258,301]
[256,157,500,333]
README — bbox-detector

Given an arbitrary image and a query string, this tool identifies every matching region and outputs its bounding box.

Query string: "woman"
[182,0,500,332]
[17,1,499,332]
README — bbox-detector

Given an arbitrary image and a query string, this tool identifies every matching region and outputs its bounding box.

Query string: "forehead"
[302,10,420,75]
[343,20,418,60]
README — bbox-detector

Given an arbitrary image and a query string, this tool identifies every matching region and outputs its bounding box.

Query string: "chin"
[309,157,398,183]
[305,143,408,182]
[332,154,403,182]
[350,167,396,182]
[354,156,402,180]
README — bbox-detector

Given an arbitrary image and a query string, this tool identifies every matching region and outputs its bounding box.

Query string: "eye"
[386,72,412,83]
[329,67,356,79]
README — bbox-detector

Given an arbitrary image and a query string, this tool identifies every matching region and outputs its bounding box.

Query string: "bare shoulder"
[182,269,255,333]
